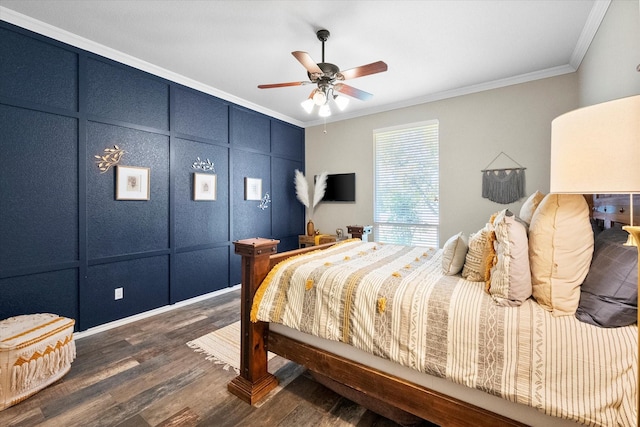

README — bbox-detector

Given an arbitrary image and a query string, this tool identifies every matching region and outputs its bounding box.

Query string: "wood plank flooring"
[0,289,435,427]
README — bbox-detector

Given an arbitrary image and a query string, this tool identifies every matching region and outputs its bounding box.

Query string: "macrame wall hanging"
[481,152,526,204]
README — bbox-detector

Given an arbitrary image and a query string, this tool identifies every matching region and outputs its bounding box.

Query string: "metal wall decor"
[481,152,526,204]
[258,192,271,210]
[192,157,215,172]
[95,145,125,173]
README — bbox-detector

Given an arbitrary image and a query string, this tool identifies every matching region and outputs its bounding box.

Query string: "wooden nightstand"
[298,235,316,248]
[298,234,338,248]
[318,235,338,245]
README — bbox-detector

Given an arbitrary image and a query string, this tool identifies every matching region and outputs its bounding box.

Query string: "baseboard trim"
[73,284,240,340]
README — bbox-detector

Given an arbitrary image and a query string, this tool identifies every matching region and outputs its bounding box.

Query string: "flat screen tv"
[317,173,356,202]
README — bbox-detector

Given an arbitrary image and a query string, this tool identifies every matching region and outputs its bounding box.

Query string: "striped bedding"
[252,240,637,426]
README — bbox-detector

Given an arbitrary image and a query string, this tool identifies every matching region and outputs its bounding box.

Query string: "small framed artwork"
[244,177,262,201]
[115,165,150,200]
[193,173,217,201]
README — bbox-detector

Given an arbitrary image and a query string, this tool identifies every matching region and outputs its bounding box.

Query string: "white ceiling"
[0,0,607,127]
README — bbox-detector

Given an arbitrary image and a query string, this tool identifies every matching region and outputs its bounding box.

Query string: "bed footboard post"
[228,238,280,404]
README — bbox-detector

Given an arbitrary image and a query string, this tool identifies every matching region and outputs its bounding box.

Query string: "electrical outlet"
[114,287,124,300]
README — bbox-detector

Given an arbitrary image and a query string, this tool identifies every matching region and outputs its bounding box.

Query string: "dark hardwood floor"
[0,289,434,427]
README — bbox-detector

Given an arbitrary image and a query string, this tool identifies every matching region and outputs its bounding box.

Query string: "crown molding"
[569,0,611,69]
[306,0,612,129]
[0,6,304,127]
[1,2,608,129]
[306,64,577,127]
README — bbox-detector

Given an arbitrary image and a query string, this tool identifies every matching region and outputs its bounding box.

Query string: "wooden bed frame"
[229,238,526,426]
[228,195,640,426]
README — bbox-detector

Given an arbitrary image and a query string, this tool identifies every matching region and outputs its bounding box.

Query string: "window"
[374,121,439,247]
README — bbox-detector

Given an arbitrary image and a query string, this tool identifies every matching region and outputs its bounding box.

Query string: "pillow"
[575,226,637,327]
[486,209,531,306]
[442,232,468,275]
[462,223,493,282]
[519,190,545,225]
[529,194,594,316]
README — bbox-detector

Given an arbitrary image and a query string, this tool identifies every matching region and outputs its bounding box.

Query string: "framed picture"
[244,177,262,201]
[115,165,150,200]
[193,173,217,201]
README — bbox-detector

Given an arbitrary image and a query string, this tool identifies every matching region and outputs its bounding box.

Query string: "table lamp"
[549,94,640,417]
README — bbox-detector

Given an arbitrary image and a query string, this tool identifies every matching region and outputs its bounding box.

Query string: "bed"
[228,193,638,427]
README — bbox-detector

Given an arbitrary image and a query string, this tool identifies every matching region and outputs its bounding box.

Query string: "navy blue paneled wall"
[0,23,305,330]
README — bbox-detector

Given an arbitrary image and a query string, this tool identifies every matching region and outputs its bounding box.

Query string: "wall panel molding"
[0,21,304,330]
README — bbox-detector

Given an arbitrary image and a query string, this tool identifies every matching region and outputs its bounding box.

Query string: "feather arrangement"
[294,169,310,209]
[294,169,328,215]
[313,171,328,211]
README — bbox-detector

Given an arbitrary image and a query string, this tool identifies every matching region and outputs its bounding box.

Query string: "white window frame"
[373,120,439,247]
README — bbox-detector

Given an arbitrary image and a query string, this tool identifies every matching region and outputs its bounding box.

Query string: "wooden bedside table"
[298,234,338,248]
[298,235,316,248]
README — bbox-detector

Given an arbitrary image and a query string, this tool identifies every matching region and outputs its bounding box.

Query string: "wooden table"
[299,234,338,248]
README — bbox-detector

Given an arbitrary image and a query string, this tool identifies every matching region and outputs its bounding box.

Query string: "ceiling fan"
[258,29,388,117]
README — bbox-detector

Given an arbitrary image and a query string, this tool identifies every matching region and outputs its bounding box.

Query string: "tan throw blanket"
[252,240,637,426]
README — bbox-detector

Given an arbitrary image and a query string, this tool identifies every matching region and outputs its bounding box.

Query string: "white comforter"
[253,240,637,426]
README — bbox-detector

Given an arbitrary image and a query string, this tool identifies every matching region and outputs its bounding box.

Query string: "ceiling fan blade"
[292,51,323,76]
[257,81,309,89]
[338,61,388,80]
[334,83,373,101]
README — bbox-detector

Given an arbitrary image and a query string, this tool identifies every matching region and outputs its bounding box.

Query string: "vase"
[306,219,315,236]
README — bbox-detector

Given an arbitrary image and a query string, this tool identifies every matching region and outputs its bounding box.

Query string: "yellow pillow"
[529,194,593,316]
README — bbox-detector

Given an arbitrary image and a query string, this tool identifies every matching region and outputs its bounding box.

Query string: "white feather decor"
[294,169,328,216]
[294,169,310,209]
[313,171,328,210]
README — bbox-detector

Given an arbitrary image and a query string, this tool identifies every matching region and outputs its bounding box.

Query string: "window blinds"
[374,121,439,247]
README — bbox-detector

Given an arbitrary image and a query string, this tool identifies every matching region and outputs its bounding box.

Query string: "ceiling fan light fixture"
[259,29,388,119]
[301,98,315,114]
[334,95,349,111]
[318,103,331,117]
[312,89,327,106]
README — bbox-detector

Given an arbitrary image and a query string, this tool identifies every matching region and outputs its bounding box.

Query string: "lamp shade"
[334,95,349,111]
[550,95,640,194]
[318,103,331,117]
[301,98,314,114]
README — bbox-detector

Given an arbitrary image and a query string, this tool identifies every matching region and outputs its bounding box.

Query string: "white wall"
[305,74,579,246]
[304,0,639,247]
[578,0,640,106]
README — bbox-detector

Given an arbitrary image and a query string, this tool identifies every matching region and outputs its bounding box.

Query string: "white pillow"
[487,210,531,306]
[519,190,545,225]
[529,194,594,316]
[442,232,468,275]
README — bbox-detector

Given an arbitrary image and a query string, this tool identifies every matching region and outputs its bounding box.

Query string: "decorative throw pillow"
[529,194,594,316]
[462,223,493,282]
[575,226,638,327]
[442,232,468,275]
[486,209,531,306]
[519,190,545,225]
